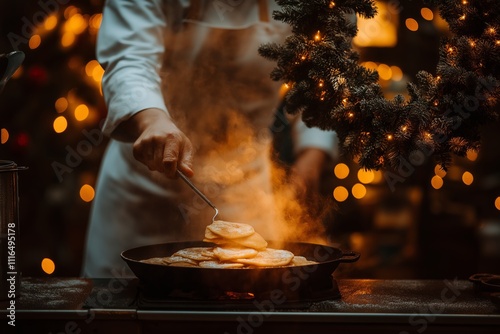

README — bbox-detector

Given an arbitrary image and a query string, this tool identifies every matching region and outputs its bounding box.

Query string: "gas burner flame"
[220,291,255,300]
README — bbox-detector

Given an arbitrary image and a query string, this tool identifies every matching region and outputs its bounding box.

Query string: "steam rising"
[160,20,332,245]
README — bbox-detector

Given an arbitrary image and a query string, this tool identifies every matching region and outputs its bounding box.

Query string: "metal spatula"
[176,169,219,223]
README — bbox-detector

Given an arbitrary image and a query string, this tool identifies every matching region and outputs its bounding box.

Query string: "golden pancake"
[199,261,245,269]
[230,232,268,250]
[204,228,219,240]
[161,256,197,265]
[201,248,216,258]
[213,247,258,261]
[235,248,294,267]
[173,247,214,261]
[206,220,255,239]
[140,257,169,265]
[291,256,318,266]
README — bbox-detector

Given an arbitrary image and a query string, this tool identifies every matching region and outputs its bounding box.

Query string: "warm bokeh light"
[352,183,367,199]
[362,61,378,71]
[431,175,444,189]
[92,65,105,83]
[333,186,349,202]
[466,150,478,161]
[372,170,383,183]
[61,32,76,47]
[390,66,403,81]
[64,13,87,35]
[80,184,95,202]
[495,197,500,211]
[434,165,447,178]
[357,169,375,184]
[89,13,103,30]
[12,66,23,79]
[53,116,68,133]
[406,18,419,31]
[349,232,364,250]
[85,60,100,77]
[64,6,79,19]
[334,163,350,179]
[74,104,90,121]
[354,1,398,47]
[377,63,392,81]
[41,258,55,275]
[1,128,9,144]
[29,35,41,49]
[462,171,474,185]
[55,97,68,113]
[421,8,434,21]
[44,15,58,30]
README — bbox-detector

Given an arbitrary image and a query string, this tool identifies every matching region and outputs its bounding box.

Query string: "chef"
[82,0,338,278]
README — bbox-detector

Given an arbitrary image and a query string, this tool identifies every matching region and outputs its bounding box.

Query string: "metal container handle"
[338,250,360,263]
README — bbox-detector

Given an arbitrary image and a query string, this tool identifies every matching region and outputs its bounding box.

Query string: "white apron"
[82,1,290,277]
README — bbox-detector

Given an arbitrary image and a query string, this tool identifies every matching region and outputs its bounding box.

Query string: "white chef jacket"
[82,0,337,278]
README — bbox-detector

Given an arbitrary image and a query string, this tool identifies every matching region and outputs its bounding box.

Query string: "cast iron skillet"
[122,241,359,295]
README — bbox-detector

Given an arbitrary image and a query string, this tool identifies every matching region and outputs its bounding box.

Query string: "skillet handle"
[338,250,360,263]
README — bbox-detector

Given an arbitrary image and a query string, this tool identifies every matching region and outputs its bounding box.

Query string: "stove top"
[137,278,341,310]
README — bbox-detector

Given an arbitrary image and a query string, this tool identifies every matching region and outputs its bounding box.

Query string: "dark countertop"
[1,277,499,334]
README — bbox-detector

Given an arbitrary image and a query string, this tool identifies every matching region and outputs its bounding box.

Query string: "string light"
[434,165,447,178]
[80,184,95,202]
[462,171,474,185]
[333,186,349,202]
[314,31,321,41]
[334,163,350,179]
[1,128,9,144]
[329,2,335,9]
[352,183,367,199]
[41,258,55,275]
[431,175,444,189]
[387,134,393,140]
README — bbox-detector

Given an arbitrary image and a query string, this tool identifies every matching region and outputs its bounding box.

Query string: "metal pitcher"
[0,160,26,301]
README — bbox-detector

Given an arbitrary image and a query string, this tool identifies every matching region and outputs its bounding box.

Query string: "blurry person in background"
[81,0,338,278]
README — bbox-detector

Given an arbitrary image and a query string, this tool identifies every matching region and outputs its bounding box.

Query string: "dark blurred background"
[1,0,499,279]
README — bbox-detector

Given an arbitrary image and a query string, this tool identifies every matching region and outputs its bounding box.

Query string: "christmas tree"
[259,0,500,171]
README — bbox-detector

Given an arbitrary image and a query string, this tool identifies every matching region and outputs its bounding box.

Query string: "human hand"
[113,108,194,178]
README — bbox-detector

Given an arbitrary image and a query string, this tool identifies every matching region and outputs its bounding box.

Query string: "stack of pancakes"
[141,220,317,268]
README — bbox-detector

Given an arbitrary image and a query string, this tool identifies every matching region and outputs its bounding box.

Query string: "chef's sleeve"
[293,117,339,161]
[96,0,168,137]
